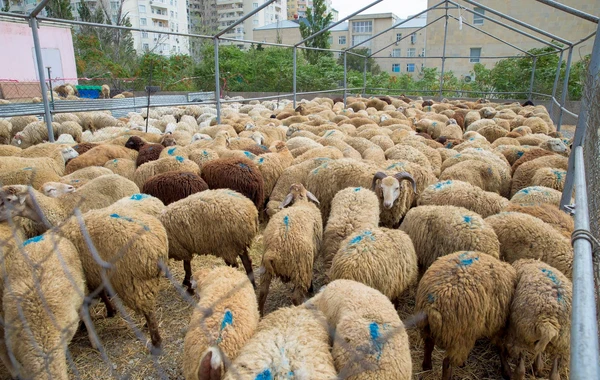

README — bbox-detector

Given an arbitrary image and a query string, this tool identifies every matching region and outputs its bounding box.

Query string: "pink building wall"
[0,20,77,84]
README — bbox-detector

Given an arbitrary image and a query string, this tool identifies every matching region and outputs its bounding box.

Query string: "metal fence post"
[439,1,449,99]
[213,37,221,124]
[528,56,537,100]
[549,49,564,119]
[293,47,297,108]
[363,57,367,97]
[30,17,54,142]
[557,46,574,130]
[343,51,348,107]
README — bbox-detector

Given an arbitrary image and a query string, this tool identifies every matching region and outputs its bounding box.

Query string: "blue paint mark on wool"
[243,151,256,159]
[257,157,265,164]
[312,162,329,174]
[71,179,80,183]
[519,188,530,195]
[283,215,290,237]
[516,151,524,158]
[220,310,233,331]
[238,163,250,170]
[427,293,435,303]
[541,268,565,304]
[130,193,149,201]
[369,322,385,361]
[113,159,118,163]
[110,213,150,231]
[463,215,473,224]
[23,235,44,246]
[324,130,335,137]
[469,137,475,141]
[553,170,564,183]
[433,180,452,190]
[457,252,479,267]
[167,147,177,155]
[353,187,362,192]
[446,142,453,149]
[22,167,33,171]
[348,230,375,247]
[386,162,404,170]
[175,156,184,163]
[255,369,272,380]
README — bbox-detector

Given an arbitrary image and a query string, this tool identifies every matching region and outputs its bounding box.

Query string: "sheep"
[101,84,110,99]
[103,158,137,181]
[72,142,100,155]
[530,167,567,192]
[125,136,165,167]
[11,121,60,148]
[1,231,85,380]
[511,148,556,174]
[440,159,504,195]
[183,266,259,380]
[511,186,566,207]
[222,305,337,379]
[0,119,12,144]
[0,145,21,156]
[8,116,39,137]
[57,121,83,142]
[133,155,200,188]
[292,146,345,164]
[41,181,76,197]
[258,183,322,315]
[484,212,573,279]
[160,189,259,294]
[251,141,294,203]
[399,205,500,270]
[503,203,574,239]
[308,279,412,379]
[0,147,78,189]
[142,171,208,206]
[200,157,265,210]
[417,180,509,218]
[504,259,572,380]
[0,174,140,230]
[65,144,137,174]
[321,187,380,268]
[539,138,570,157]
[416,251,516,380]
[329,227,418,306]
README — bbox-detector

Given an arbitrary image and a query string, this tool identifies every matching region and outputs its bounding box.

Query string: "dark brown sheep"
[416,132,433,140]
[125,136,165,167]
[453,112,466,130]
[331,97,344,104]
[422,100,434,107]
[511,148,555,174]
[142,171,208,205]
[72,142,100,155]
[377,96,393,105]
[242,144,270,156]
[200,157,265,210]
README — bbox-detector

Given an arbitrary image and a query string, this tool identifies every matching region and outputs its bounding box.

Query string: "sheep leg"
[549,355,561,380]
[100,289,117,318]
[257,271,273,317]
[533,352,544,376]
[144,312,162,354]
[182,260,194,295]
[421,316,434,371]
[239,251,256,289]
[499,346,512,380]
[513,354,525,380]
[441,357,453,380]
[308,280,314,295]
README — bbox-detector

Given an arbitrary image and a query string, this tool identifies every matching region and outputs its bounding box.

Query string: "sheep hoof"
[150,344,163,356]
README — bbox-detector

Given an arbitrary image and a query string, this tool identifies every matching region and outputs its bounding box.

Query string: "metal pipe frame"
[29,0,50,17]
[447,0,563,50]
[213,37,221,124]
[295,0,384,47]
[371,55,532,59]
[447,14,533,56]
[343,52,348,107]
[345,1,445,52]
[215,0,277,38]
[458,0,572,46]
[293,47,297,108]
[29,17,54,141]
[368,16,445,58]
[549,50,564,118]
[556,46,574,130]
[362,57,367,97]
[528,56,537,99]
[533,0,599,24]
[439,1,450,99]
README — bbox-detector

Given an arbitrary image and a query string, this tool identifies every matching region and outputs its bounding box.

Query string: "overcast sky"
[331,0,429,20]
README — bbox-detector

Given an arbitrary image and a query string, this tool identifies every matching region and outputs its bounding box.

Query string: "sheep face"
[279,183,320,209]
[245,122,255,130]
[0,186,39,223]
[372,172,417,210]
[42,182,75,198]
[125,136,145,151]
[250,132,264,145]
[61,147,79,161]
[161,135,177,147]
[191,133,212,142]
[545,138,568,154]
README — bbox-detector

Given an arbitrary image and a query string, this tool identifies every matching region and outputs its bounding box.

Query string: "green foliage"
[299,0,333,65]
[339,48,381,75]
[45,0,74,20]
[1,1,10,12]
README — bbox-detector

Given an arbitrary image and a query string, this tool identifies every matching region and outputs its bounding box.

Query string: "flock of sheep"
[0,93,575,380]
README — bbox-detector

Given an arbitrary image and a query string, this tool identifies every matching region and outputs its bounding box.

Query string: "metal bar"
[447,0,563,50]
[569,147,600,380]
[533,0,599,24]
[213,37,221,124]
[439,1,450,99]
[371,55,532,59]
[447,14,533,56]
[29,0,50,17]
[293,47,297,108]
[295,0,384,47]
[215,0,276,38]
[343,52,347,107]
[556,46,574,130]
[30,17,54,142]
[362,57,367,97]
[368,16,445,58]
[458,0,572,45]
[528,56,537,100]
[218,36,352,54]
[46,67,54,111]
[549,50,564,118]
[345,1,445,51]
[561,21,600,210]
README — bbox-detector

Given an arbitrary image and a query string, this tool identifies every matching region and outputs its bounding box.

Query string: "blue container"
[75,85,103,99]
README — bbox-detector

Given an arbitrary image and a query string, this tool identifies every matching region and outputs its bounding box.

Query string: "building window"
[171,10,174,17]
[473,7,484,25]
[352,21,372,33]
[140,18,147,26]
[139,5,146,13]
[396,33,402,41]
[253,19,258,25]
[253,2,258,8]
[392,64,400,73]
[391,48,401,57]
[470,47,481,63]
[421,48,425,57]
[352,35,371,47]
[338,35,346,44]
[410,33,416,44]
[407,63,415,72]
[142,31,148,38]
[143,43,149,51]
[407,48,416,57]
[328,37,333,44]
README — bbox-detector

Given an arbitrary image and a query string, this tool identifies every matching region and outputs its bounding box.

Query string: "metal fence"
[0,0,599,379]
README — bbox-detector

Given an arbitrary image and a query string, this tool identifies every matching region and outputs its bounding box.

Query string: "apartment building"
[253,12,428,76]
[287,0,336,21]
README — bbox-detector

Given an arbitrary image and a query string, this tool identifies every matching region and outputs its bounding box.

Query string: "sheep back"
[65,144,137,174]
[142,171,208,206]
[503,203,573,239]
[133,155,200,188]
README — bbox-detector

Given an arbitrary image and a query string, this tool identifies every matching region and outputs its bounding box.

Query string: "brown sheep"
[72,142,101,155]
[511,148,556,173]
[65,144,137,174]
[142,171,208,206]
[125,136,165,167]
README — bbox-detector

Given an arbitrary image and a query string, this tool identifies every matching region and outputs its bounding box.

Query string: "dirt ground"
[0,230,569,380]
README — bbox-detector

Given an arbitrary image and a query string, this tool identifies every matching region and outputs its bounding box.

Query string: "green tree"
[299,0,333,65]
[45,0,74,20]
[2,1,11,12]
[338,48,381,75]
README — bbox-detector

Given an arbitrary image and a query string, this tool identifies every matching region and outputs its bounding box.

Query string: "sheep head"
[61,147,79,162]
[371,171,417,209]
[125,136,146,151]
[279,183,319,209]
[250,131,264,145]
[41,182,75,198]
[0,185,42,223]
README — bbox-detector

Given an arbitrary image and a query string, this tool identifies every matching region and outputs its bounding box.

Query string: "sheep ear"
[280,193,294,209]
[306,191,320,205]
[198,350,213,380]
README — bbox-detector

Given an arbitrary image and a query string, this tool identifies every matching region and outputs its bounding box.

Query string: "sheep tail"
[198,346,222,380]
